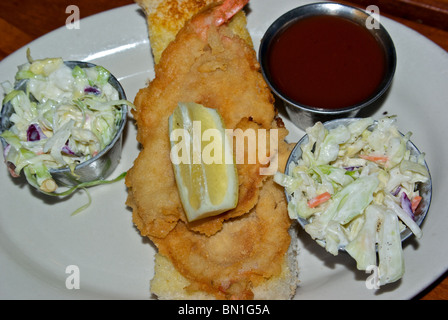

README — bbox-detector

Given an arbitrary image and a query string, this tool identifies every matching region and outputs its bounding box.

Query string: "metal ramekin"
[259,2,397,131]
[284,118,432,250]
[0,61,128,188]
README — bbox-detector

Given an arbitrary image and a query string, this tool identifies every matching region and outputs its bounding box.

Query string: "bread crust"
[128,0,299,299]
[135,0,252,63]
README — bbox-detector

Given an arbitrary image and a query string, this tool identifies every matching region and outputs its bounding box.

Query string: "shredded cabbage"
[275,117,429,286]
[1,55,133,198]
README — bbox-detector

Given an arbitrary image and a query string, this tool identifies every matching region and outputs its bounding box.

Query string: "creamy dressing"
[274,117,430,285]
[0,57,128,192]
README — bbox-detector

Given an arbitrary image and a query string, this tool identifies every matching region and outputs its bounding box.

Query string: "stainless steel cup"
[259,2,397,130]
[0,61,128,187]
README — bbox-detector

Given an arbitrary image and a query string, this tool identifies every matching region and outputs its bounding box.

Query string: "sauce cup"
[259,2,397,130]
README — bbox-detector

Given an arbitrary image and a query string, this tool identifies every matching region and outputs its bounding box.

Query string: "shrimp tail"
[192,0,250,40]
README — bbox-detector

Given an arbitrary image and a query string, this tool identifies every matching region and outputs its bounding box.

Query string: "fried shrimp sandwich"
[126,0,299,299]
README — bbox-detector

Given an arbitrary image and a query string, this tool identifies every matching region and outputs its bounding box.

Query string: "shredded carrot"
[307,192,331,208]
[359,154,389,163]
[411,196,422,212]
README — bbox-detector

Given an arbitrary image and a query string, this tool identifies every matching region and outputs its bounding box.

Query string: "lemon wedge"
[168,102,239,222]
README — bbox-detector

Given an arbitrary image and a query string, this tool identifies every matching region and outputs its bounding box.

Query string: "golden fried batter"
[126,12,277,238]
[126,0,297,299]
[135,0,252,63]
[153,178,291,299]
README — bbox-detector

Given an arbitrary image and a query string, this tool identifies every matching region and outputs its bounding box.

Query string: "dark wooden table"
[0,0,447,300]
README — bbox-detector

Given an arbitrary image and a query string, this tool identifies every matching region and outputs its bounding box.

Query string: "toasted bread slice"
[150,226,299,300]
[135,0,252,63]
[133,0,299,300]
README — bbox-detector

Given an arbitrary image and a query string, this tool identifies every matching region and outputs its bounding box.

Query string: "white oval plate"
[0,0,447,299]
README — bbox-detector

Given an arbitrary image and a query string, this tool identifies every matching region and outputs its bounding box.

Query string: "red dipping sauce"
[268,15,386,110]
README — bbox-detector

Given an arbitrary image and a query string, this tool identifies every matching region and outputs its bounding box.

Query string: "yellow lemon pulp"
[169,102,239,222]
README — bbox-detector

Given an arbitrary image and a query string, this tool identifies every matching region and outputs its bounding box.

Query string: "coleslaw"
[274,117,430,286]
[0,55,132,195]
